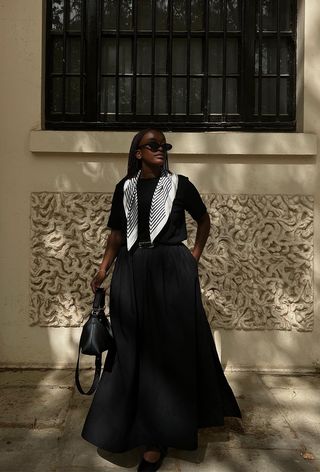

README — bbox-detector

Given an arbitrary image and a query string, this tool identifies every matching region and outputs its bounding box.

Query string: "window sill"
[29,130,317,156]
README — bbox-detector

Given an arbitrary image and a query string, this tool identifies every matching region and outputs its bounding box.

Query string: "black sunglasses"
[138,142,173,152]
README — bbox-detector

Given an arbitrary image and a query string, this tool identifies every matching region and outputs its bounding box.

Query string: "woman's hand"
[191,251,199,263]
[90,229,124,293]
[191,212,211,262]
[91,269,107,293]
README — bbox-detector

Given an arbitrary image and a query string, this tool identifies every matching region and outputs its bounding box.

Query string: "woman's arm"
[91,229,124,292]
[191,212,211,262]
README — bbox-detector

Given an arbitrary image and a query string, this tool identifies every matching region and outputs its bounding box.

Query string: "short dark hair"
[126,128,171,179]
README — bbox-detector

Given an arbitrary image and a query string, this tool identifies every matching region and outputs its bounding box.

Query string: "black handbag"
[75,287,116,395]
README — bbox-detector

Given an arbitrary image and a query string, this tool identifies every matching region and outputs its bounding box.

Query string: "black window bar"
[45,0,297,131]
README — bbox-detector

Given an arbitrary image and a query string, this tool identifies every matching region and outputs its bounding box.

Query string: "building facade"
[0,0,319,371]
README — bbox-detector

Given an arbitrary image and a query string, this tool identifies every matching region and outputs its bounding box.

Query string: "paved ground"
[0,368,319,472]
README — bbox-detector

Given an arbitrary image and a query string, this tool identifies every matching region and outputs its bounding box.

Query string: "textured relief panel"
[30,192,313,331]
[30,193,112,327]
[186,194,313,332]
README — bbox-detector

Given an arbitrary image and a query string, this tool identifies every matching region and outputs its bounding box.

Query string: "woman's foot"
[143,449,161,463]
[137,445,168,471]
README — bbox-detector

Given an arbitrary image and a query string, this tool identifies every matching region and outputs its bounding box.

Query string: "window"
[45,0,297,131]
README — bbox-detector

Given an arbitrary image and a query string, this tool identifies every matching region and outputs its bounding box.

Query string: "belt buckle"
[138,241,154,248]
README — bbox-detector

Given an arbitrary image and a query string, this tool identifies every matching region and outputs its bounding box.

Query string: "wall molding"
[29,131,317,156]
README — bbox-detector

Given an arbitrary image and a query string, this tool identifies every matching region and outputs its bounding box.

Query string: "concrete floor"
[0,369,319,472]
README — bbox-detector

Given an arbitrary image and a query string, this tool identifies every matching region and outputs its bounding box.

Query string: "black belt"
[137,240,155,248]
[136,240,184,249]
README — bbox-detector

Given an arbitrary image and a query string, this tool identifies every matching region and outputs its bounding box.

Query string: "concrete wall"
[0,0,319,371]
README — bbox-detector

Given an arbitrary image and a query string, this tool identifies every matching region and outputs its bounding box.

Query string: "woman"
[81,128,242,471]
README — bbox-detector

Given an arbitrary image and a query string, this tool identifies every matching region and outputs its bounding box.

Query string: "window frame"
[45,0,297,132]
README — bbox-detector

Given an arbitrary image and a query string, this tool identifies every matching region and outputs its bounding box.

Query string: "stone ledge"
[29,130,317,156]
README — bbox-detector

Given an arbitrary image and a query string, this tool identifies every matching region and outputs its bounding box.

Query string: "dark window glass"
[209,0,224,31]
[173,0,187,31]
[254,0,296,120]
[119,0,133,29]
[154,77,168,114]
[155,38,168,73]
[51,77,63,112]
[46,0,297,130]
[137,0,153,30]
[51,0,64,31]
[68,0,82,30]
[52,37,63,72]
[155,0,169,30]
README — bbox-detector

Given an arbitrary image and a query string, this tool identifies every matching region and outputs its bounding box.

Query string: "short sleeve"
[106,182,123,230]
[183,177,207,221]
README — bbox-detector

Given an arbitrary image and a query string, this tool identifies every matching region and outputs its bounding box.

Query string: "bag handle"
[75,344,102,395]
[93,287,105,311]
[75,289,104,395]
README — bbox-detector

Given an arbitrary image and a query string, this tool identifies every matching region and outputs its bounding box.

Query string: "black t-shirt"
[107,173,207,244]
[137,176,160,241]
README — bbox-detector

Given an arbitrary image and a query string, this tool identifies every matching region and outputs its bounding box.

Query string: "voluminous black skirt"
[81,242,242,453]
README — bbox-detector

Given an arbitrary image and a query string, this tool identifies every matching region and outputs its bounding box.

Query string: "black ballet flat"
[137,446,168,472]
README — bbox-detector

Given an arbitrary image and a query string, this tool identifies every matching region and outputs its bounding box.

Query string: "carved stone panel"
[187,194,314,332]
[30,193,112,327]
[30,192,313,331]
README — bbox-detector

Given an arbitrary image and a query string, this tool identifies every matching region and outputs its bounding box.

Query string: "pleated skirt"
[81,242,242,453]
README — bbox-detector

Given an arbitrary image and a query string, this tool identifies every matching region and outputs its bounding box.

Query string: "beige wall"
[0,0,319,371]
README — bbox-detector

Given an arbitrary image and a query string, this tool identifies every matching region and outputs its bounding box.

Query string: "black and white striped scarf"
[123,168,178,251]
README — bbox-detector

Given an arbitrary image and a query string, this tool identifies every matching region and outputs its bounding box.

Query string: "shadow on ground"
[0,369,319,471]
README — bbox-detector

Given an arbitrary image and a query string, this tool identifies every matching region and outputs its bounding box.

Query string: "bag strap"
[75,344,102,395]
[74,287,108,395]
